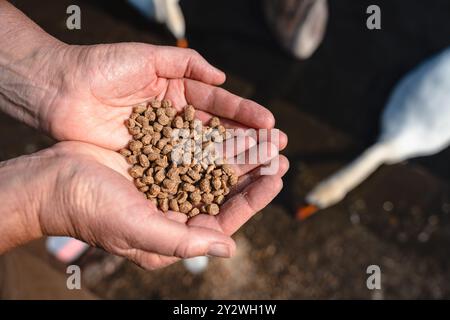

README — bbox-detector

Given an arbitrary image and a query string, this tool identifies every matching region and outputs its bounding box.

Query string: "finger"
[164,210,188,224]
[194,109,288,150]
[194,109,247,130]
[184,79,275,129]
[230,155,289,196]
[128,249,180,271]
[153,46,225,85]
[216,135,257,160]
[125,212,236,259]
[187,156,289,233]
[227,141,279,176]
[217,156,290,236]
[157,80,287,149]
[187,213,225,233]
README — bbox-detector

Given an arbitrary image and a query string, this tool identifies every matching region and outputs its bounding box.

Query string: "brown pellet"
[154,169,165,183]
[134,178,146,188]
[179,201,193,214]
[165,107,177,118]
[126,155,138,165]
[120,148,132,157]
[162,178,177,191]
[148,184,160,197]
[142,125,154,134]
[144,109,156,121]
[151,132,161,145]
[188,208,200,218]
[199,178,211,193]
[222,164,234,176]
[161,144,173,155]
[147,152,160,161]
[121,99,237,217]
[176,191,188,204]
[229,174,238,186]
[161,99,172,108]
[129,165,144,178]
[215,195,225,205]
[158,114,170,126]
[212,177,222,190]
[156,138,168,150]
[184,105,195,121]
[153,123,163,132]
[187,169,201,181]
[142,175,154,185]
[162,126,172,138]
[141,134,152,145]
[133,104,147,114]
[169,199,179,211]
[125,118,136,129]
[209,117,220,128]
[190,190,202,205]
[133,132,144,140]
[158,198,169,212]
[139,154,150,168]
[183,183,196,192]
[206,203,220,216]
[128,126,141,135]
[202,192,214,204]
[172,116,183,128]
[136,115,148,126]
[151,100,161,109]
[129,140,143,152]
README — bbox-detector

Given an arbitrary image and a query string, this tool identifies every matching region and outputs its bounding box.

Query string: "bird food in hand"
[119,99,238,218]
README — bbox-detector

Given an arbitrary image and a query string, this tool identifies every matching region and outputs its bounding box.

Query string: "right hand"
[0,141,288,270]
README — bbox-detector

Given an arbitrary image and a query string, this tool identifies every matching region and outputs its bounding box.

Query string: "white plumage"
[183,256,209,274]
[306,47,450,210]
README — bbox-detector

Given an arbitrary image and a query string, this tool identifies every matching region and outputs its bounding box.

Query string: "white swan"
[298,47,450,219]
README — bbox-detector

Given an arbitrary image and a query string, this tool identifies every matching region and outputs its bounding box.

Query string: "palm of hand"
[44,142,287,270]
[44,142,186,269]
[41,43,288,269]
[48,43,242,150]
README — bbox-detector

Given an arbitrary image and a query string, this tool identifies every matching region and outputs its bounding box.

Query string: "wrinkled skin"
[0,142,289,269]
[0,1,289,270]
[40,43,283,150]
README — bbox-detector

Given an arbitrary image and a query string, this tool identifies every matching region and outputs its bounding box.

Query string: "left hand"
[38,43,283,150]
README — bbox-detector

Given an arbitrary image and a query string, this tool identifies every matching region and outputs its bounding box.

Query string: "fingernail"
[207,243,231,258]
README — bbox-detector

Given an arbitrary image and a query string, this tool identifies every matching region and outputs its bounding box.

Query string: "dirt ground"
[2,0,449,299]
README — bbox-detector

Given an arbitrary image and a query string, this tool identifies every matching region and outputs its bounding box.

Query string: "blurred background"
[1,0,449,299]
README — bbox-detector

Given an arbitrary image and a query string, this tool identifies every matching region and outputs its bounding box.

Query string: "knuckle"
[173,233,195,259]
[129,249,160,271]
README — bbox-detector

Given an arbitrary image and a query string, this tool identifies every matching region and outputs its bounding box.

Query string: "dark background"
[2,0,449,298]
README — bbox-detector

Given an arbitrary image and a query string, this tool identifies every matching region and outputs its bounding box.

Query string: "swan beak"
[177,38,189,48]
[296,204,319,221]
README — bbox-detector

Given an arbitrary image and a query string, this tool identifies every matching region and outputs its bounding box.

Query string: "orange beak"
[177,38,189,48]
[296,204,319,221]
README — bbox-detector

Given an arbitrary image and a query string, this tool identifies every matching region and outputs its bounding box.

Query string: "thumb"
[152,45,226,85]
[125,212,236,259]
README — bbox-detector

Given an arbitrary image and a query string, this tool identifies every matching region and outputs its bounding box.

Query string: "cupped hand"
[21,141,288,270]
[42,43,282,150]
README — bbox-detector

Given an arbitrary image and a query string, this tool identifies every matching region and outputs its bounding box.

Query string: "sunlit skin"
[0,1,289,270]
[0,142,288,269]
[44,42,287,150]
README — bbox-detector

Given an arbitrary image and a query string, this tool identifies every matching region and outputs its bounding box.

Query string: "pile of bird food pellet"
[119,99,238,218]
